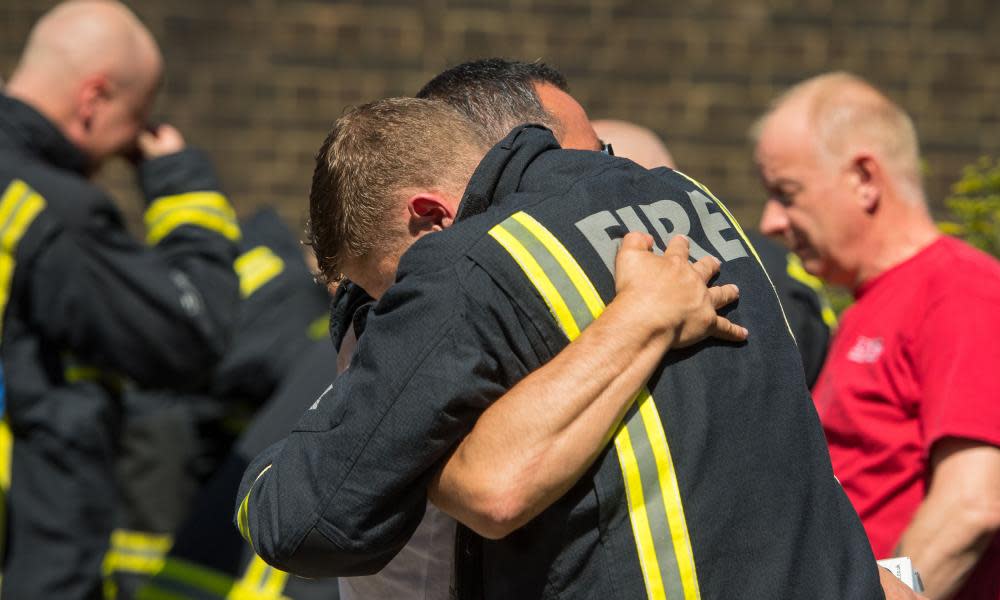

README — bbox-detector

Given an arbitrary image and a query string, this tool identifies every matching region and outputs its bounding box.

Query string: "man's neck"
[853,197,940,290]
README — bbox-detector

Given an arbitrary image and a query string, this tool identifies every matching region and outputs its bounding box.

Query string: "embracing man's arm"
[429,233,746,538]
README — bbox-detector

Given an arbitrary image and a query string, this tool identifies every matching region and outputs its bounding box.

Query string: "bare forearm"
[896,441,1000,599]
[430,298,669,538]
[896,503,994,599]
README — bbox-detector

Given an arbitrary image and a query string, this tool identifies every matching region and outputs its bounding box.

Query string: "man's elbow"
[963,493,1000,539]
[261,527,405,578]
[458,476,536,540]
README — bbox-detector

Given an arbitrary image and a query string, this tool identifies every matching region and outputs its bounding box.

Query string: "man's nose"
[759,199,789,237]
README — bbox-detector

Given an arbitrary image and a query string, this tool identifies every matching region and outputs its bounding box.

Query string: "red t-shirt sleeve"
[916,289,1000,452]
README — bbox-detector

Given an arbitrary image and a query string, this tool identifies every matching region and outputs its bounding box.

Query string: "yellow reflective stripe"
[307,315,328,341]
[0,418,11,491]
[489,211,701,600]
[103,550,166,577]
[510,212,605,318]
[229,556,290,599]
[261,569,288,596]
[488,224,581,338]
[238,464,272,550]
[103,529,174,587]
[0,180,46,337]
[234,246,285,298]
[0,180,30,230]
[614,423,666,599]
[154,557,235,597]
[111,529,173,555]
[638,395,701,599]
[145,191,235,225]
[147,208,241,245]
[65,365,102,383]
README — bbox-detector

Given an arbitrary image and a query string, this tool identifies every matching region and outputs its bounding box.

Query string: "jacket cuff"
[138,148,222,203]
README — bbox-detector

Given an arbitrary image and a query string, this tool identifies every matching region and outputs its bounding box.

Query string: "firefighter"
[0,2,240,597]
[106,208,337,600]
[236,97,883,598]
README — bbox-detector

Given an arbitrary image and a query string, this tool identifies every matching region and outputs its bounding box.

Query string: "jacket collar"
[0,94,91,176]
[455,125,560,222]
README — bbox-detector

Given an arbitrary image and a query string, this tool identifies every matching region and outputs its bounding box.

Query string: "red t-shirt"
[813,236,1000,599]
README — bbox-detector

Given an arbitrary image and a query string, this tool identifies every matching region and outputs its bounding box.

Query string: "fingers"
[707,283,740,310]
[137,124,186,159]
[711,316,749,342]
[691,254,722,283]
[620,231,655,253]
[663,234,690,259]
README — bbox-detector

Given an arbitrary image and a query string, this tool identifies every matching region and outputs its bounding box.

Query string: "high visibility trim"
[488,224,581,338]
[509,212,606,318]
[0,416,11,565]
[307,315,328,341]
[639,395,701,598]
[234,246,286,298]
[144,191,240,245]
[614,423,667,599]
[0,417,12,492]
[489,211,701,600]
[229,556,290,599]
[111,529,173,555]
[103,529,174,599]
[238,464,272,551]
[785,253,838,328]
[145,191,235,225]
[0,179,46,337]
[499,217,593,332]
[156,557,235,597]
[147,208,241,245]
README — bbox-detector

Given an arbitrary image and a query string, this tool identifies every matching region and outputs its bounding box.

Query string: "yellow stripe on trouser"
[102,529,173,599]
[138,556,290,600]
[234,246,286,298]
[144,191,241,245]
[489,211,701,600]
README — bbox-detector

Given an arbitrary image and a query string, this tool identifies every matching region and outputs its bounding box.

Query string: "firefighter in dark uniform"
[236,99,883,598]
[0,2,241,598]
[105,208,337,600]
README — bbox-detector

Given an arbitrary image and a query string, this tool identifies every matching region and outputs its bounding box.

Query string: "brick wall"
[2,0,998,229]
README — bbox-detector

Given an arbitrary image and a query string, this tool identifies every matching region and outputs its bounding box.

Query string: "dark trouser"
[132,341,340,599]
[3,385,120,600]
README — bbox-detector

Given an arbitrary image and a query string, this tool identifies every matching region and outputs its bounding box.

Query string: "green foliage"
[939,157,1000,258]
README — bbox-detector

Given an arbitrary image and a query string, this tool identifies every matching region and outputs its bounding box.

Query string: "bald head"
[592,119,676,169]
[753,72,923,200]
[7,1,163,166]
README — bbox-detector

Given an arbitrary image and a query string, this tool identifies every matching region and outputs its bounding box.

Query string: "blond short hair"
[307,97,488,283]
[751,72,923,198]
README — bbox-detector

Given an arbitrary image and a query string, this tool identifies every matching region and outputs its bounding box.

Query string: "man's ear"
[406,192,457,234]
[848,154,881,213]
[76,74,109,131]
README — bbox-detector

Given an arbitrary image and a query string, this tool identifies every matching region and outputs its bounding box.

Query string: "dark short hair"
[417,58,568,144]
[307,98,486,283]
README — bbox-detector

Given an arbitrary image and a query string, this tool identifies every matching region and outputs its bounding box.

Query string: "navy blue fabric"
[239,126,883,599]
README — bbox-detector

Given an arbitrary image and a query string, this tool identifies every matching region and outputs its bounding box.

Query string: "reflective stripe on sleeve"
[234,246,285,298]
[488,211,701,600]
[144,191,241,245]
[237,464,272,551]
[0,179,47,337]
